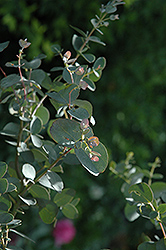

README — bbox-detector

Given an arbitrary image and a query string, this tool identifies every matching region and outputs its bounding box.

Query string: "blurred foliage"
[0,0,166,249]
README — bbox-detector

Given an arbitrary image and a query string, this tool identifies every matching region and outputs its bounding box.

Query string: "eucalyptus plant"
[0,1,125,249]
[110,153,166,249]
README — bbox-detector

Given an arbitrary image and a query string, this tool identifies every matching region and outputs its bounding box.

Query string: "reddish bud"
[64,51,71,60]
[88,136,99,147]
[90,155,99,162]
[75,66,84,75]
[80,118,89,130]
[79,80,88,90]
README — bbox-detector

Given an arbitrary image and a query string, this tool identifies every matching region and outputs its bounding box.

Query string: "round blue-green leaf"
[81,53,96,63]
[35,106,50,125]
[83,77,96,91]
[138,241,156,250]
[1,74,20,88]
[151,182,166,199]
[75,142,108,176]
[31,134,43,148]
[129,182,154,203]
[93,57,106,70]
[1,122,20,137]
[22,58,41,69]
[161,191,166,203]
[124,203,140,222]
[31,148,48,162]
[30,116,43,134]
[43,144,57,161]
[31,69,45,85]
[89,36,106,46]
[62,68,73,84]
[49,118,82,146]
[54,188,76,207]
[22,163,36,180]
[62,203,78,219]
[0,195,12,212]
[39,170,64,192]
[0,178,8,194]
[72,34,84,51]
[156,238,166,250]
[67,107,89,121]
[6,183,17,192]
[89,69,102,82]
[149,211,158,220]
[0,41,9,52]
[105,5,117,14]
[0,212,14,224]
[28,184,50,200]
[0,162,8,178]
[74,99,93,117]
[47,84,80,105]
[158,204,166,215]
[39,200,58,224]
[20,150,35,163]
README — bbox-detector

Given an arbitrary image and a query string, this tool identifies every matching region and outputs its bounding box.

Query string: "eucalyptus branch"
[17,49,26,100]
[15,119,24,180]
[20,148,72,197]
[74,12,108,63]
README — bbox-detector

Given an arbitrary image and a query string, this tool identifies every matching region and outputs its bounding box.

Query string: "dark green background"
[0,0,166,249]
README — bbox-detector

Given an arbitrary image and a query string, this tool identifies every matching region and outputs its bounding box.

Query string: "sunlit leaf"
[31,134,43,148]
[38,199,58,224]
[28,184,50,200]
[22,163,36,180]
[39,170,64,192]
[18,195,37,206]
[54,188,76,207]
[62,203,78,219]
